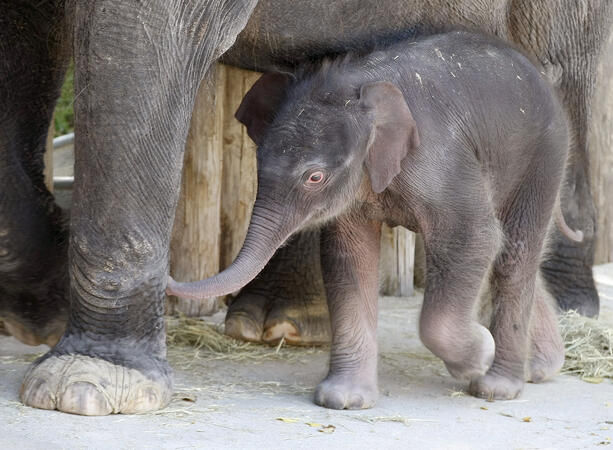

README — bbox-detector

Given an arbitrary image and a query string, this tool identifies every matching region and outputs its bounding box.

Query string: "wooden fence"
[589,33,613,265]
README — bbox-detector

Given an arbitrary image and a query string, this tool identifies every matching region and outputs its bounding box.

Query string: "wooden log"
[413,233,426,289]
[168,64,226,316]
[589,33,613,264]
[380,224,415,296]
[219,67,259,270]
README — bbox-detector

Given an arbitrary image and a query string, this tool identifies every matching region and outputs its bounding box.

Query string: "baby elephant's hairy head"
[237,68,375,230]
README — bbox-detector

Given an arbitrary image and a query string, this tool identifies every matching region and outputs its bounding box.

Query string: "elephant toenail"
[58,382,113,416]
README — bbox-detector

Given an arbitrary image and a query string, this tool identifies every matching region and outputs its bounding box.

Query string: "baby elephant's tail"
[554,202,584,243]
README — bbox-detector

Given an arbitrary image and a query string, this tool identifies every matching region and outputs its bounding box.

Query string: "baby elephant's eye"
[306,171,325,184]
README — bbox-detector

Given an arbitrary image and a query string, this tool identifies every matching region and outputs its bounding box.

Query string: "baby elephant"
[168,31,579,408]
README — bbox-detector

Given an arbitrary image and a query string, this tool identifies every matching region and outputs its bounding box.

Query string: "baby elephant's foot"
[21,353,172,415]
[527,290,565,383]
[441,325,496,381]
[469,370,524,400]
[314,375,378,410]
[527,340,565,383]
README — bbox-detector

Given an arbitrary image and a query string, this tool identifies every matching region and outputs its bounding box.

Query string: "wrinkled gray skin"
[168,31,570,408]
[1,0,610,416]
[2,0,258,416]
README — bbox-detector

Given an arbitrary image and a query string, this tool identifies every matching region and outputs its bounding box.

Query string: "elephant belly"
[222,0,510,71]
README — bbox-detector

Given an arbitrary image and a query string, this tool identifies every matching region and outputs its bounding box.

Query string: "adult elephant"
[1,0,259,415]
[0,0,610,416]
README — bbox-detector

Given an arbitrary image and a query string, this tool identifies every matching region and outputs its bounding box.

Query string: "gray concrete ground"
[2,272,613,449]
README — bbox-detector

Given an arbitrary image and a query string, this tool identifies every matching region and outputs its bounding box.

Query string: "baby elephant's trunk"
[554,202,583,243]
[166,202,299,301]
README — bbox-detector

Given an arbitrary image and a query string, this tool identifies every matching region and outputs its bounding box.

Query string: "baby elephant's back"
[396,31,565,138]
[392,31,569,197]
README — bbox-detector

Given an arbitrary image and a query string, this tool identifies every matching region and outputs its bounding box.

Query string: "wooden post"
[589,33,613,264]
[168,64,226,316]
[413,233,426,288]
[219,67,259,269]
[380,224,415,296]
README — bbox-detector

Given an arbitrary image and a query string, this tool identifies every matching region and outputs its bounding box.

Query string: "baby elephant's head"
[236,71,420,231]
[165,69,420,301]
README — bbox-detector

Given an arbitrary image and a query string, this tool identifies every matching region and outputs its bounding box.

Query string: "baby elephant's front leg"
[315,216,381,410]
[419,208,500,382]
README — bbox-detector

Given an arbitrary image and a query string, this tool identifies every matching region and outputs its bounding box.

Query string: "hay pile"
[165,311,613,382]
[165,316,325,366]
[559,311,613,381]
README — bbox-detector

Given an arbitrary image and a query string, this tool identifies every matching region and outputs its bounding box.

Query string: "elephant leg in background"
[0,1,71,347]
[540,84,600,317]
[510,0,613,318]
[20,0,258,416]
[314,215,380,410]
[225,229,331,345]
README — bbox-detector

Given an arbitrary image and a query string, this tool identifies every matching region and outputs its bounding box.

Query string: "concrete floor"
[2,271,613,449]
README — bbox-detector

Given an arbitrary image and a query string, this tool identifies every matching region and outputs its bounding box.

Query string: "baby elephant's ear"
[235,72,292,145]
[359,81,420,193]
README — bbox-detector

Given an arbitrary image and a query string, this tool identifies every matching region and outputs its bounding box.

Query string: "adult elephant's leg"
[541,72,601,317]
[225,230,330,345]
[20,0,257,416]
[0,0,71,346]
[510,1,613,317]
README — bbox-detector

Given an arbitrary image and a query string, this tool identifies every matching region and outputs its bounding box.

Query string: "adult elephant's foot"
[261,296,330,344]
[226,292,330,345]
[0,180,70,348]
[314,374,378,410]
[1,315,65,347]
[541,249,599,317]
[541,184,599,317]
[19,247,175,416]
[224,292,269,342]
[0,269,69,347]
[21,350,172,415]
[225,230,331,345]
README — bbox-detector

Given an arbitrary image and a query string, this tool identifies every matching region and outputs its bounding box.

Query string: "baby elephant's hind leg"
[470,167,560,400]
[527,277,565,383]
[419,200,501,382]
